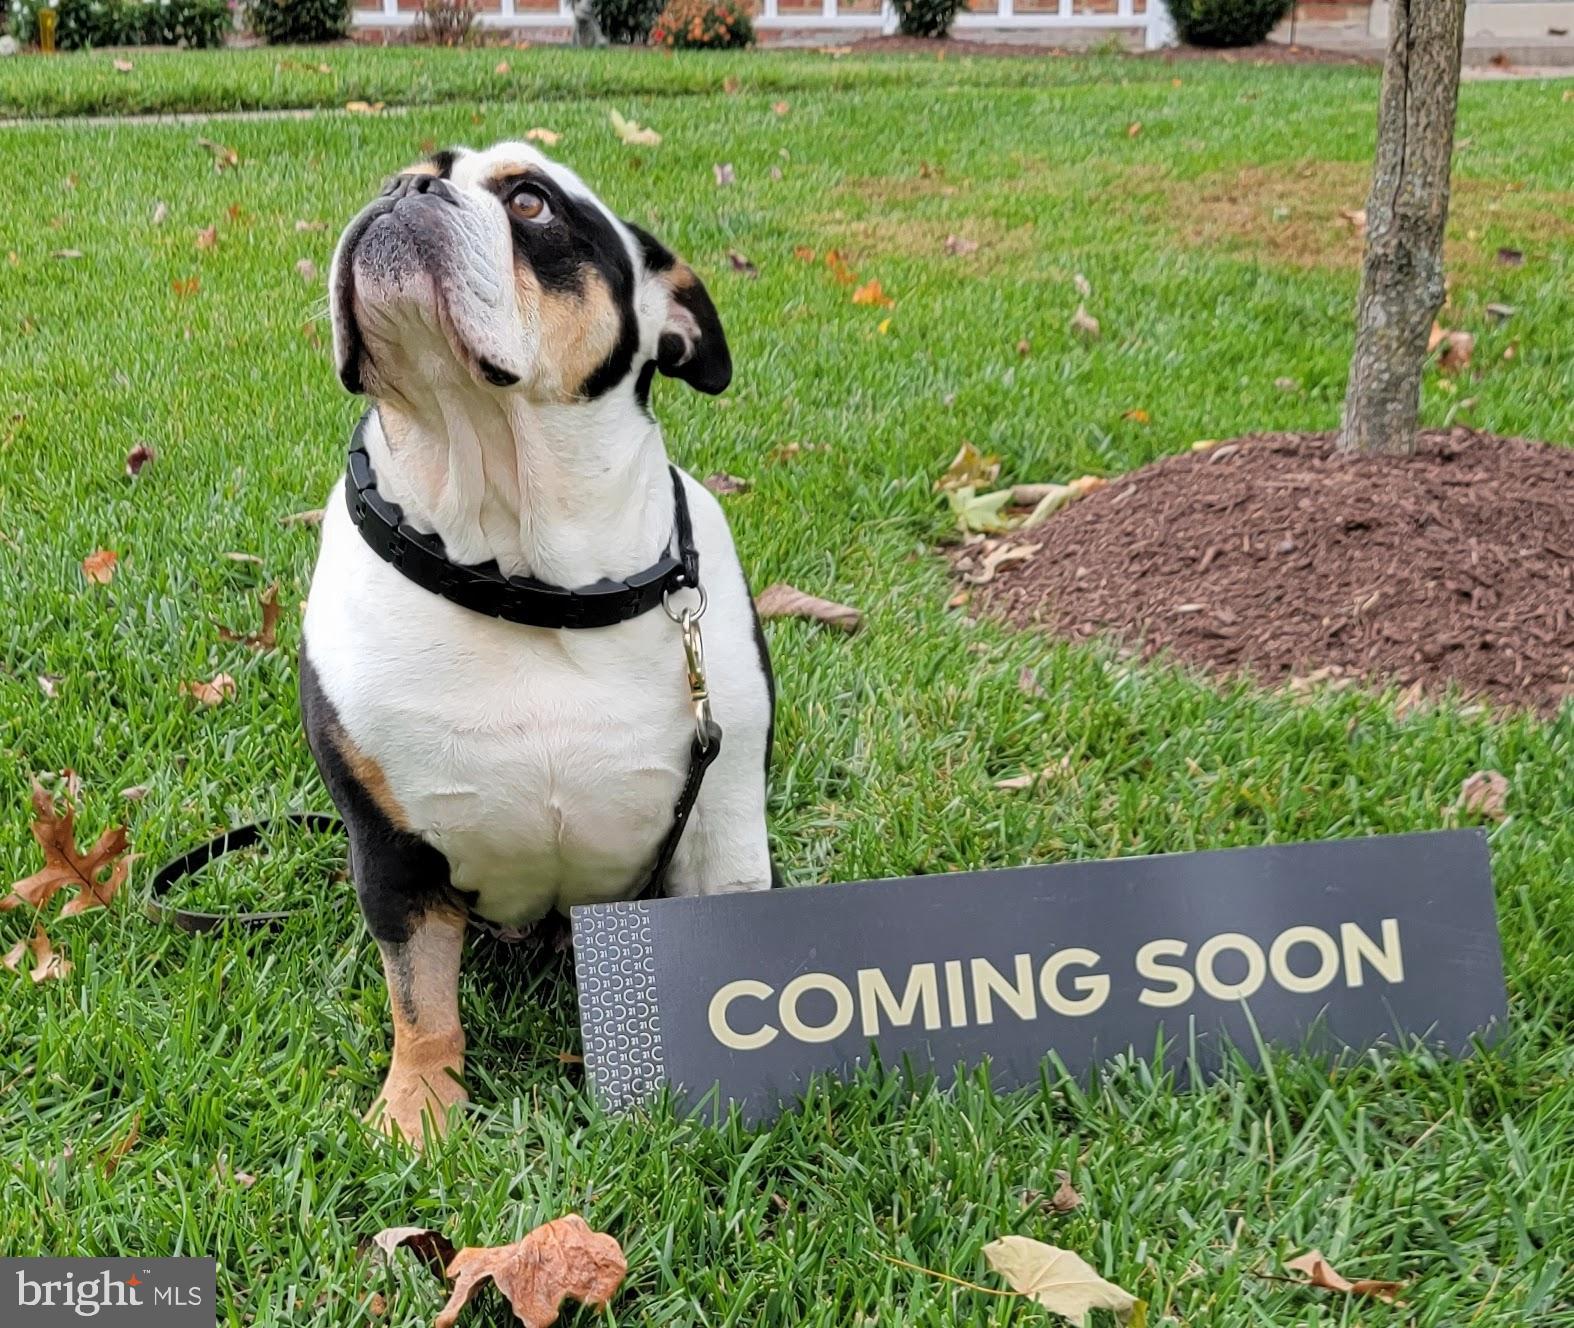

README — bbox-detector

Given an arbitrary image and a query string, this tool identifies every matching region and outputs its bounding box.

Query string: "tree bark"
[1337,0,1467,456]
[571,0,608,45]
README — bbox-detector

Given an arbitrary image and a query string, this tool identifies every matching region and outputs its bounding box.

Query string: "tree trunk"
[571,0,608,45]
[1337,0,1467,457]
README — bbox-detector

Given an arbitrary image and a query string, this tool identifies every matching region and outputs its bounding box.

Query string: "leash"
[146,410,723,932]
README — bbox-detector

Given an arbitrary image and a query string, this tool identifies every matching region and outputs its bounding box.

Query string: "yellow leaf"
[984,1237,1141,1325]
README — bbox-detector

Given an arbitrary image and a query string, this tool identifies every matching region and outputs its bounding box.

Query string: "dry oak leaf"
[181,673,237,707]
[984,1237,1141,1326]
[851,279,894,309]
[4,924,71,983]
[525,127,561,146]
[218,581,282,651]
[82,548,119,584]
[1455,769,1508,821]
[755,583,861,633]
[434,1214,627,1328]
[1285,1249,1404,1305]
[2,783,131,916]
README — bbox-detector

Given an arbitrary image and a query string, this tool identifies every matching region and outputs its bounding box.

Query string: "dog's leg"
[368,905,468,1147]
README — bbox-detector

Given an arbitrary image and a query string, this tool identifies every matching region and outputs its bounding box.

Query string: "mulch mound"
[968,430,1574,714]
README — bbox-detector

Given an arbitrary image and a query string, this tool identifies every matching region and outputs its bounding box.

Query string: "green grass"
[3,46,1574,1328]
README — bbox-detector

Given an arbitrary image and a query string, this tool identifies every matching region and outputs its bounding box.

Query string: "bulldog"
[301,142,776,1146]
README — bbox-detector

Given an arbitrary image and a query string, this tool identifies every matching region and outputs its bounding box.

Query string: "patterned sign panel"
[574,832,1507,1122]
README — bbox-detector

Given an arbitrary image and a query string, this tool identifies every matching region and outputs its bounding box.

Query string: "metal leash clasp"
[663,584,712,750]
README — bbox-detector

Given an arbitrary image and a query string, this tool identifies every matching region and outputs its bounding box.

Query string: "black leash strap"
[145,813,344,933]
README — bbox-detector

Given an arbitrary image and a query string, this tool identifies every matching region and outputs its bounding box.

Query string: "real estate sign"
[573,832,1506,1122]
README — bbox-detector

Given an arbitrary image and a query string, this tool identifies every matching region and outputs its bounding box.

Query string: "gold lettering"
[858,963,941,1037]
[1269,925,1340,994]
[1195,932,1267,1001]
[970,954,1037,1025]
[708,979,777,1051]
[1341,919,1404,987]
[1038,948,1109,1016]
[779,972,855,1043]
[1136,939,1194,1008]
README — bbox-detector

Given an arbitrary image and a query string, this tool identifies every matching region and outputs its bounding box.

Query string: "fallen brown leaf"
[112,58,134,72]
[495,60,510,73]
[1285,1249,1404,1305]
[726,249,758,278]
[824,249,858,286]
[82,549,119,584]
[1047,1170,1082,1213]
[181,673,237,707]
[345,100,385,116]
[1436,328,1474,375]
[1338,207,1367,235]
[1455,769,1508,820]
[369,1225,459,1279]
[792,245,816,263]
[295,218,327,233]
[172,276,200,298]
[703,472,750,495]
[38,675,60,700]
[4,924,71,983]
[279,508,325,527]
[125,443,155,477]
[943,234,979,257]
[1496,246,1524,267]
[772,100,790,115]
[195,226,218,252]
[713,162,736,187]
[218,582,281,652]
[435,1214,626,1328]
[2,783,131,916]
[755,583,860,633]
[1070,305,1101,341]
[1126,120,1142,137]
[1017,666,1044,697]
[296,258,319,283]
[51,249,84,261]
[852,279,894,309]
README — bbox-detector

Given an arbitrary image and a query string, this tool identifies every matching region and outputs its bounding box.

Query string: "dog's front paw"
[366,1060,468,1148]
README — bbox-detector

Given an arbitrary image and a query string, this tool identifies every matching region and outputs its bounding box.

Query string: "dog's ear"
[628,223,732,395]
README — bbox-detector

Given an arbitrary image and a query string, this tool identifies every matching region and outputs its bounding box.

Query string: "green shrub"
[591,0,660,43]
[890,0,965,37]
[414,0,477,43]
[1166,0,1291,46]
[648,0,750,48]
[246,0,349,43]
[138,0,231,45]
[7,0,229,47]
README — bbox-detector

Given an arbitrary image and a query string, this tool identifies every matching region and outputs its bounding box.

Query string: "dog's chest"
[306,502,693,926]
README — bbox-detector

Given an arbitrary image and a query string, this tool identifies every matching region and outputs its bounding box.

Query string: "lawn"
[2,44,1572,1327]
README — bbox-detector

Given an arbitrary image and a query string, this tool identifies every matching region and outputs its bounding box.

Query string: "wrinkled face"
[330,142,730,407]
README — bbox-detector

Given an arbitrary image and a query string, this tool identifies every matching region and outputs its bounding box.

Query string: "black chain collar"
[344,410,700,630]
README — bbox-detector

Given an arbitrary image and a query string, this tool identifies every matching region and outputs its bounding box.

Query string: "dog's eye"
[507,187,552,224]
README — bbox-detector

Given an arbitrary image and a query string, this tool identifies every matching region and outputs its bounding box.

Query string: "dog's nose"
[379,174,460,206]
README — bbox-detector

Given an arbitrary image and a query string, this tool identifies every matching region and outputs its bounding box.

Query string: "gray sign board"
[573,832,1506,1122]
[1,1258,215,1326]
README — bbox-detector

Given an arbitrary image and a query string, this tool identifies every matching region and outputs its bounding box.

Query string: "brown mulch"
[968,430,1574,714]
[1146,40,1376,66]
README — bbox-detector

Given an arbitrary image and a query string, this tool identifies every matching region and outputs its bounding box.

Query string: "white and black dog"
[302,142,775,1145]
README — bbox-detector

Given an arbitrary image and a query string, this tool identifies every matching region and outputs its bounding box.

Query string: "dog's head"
[329,142,730,408]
